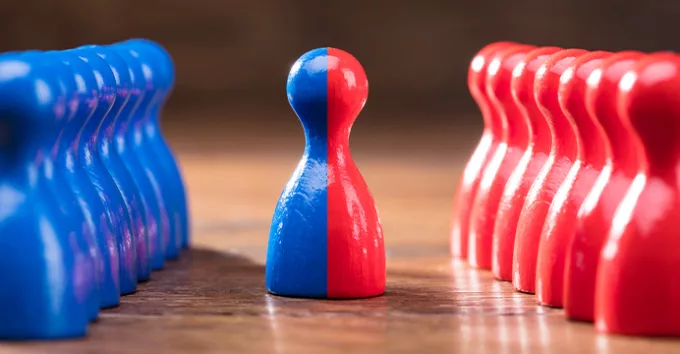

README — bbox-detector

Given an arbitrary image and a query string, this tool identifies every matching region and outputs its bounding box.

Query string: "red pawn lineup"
[450,42,680,337]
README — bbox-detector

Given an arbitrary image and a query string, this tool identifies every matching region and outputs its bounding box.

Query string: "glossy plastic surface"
[0,39,181,340]
[26,51,101,321]
[266,47,385,299]
[0,54,90,339]
[110,43,172,265]
[59,52,138,295]
[136,39,190,251]
[118,40,183,259]
[468,44,533,270]
[492,47,560,281]
[125,39,187,253]
[450,41,513,259]
[86,45,165,271]
[513,49,587,294]
[72,47,152,282]
[535,51,611,307]
[595,53,680,336]
[563,52,644,321]
[51,50,123,304]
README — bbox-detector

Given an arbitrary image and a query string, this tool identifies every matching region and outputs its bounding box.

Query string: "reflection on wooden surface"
[1,122,679,353]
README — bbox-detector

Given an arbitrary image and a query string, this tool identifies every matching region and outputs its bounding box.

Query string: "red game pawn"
[563,51,644,322]
[450,42,514,259]
[266,48,384,299]
[513,49,587,294]
[535,51,611,308]
[468,44,534,269]
[595,52,680,336]
[492,47,561,281]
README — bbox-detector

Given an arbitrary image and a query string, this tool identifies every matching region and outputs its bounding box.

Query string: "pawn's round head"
[111,44,145,92]
[80,45,132,91]
[73,47,119,96]
[511,47,561,110]
[124,39,175,91]
[110,42,159,94]
[286,48,368,135]
[0,55,64,134]
[618,53,680,156]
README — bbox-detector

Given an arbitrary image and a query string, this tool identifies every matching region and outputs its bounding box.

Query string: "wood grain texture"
[0,117,678,353]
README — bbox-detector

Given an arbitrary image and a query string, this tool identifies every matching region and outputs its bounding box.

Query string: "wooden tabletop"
[1,109,679,353]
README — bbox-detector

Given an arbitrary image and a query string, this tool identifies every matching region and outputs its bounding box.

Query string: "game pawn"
[467,43,533,270]
[27,50,102,321]
[109,42,173,265]
[82,44,165,271]
[512,49,587,294]
[450,41,513,259]
[47,50,122,306]
[595,52,680,336]
[563,51,644,321]
[266,47,386,299]
[114,39,186,258]
[535,51,611,308]
[491,46,560,281]
[57,51,138,294]
[70,47,152,283]
[0,54,91,339]
[133,38,191,252]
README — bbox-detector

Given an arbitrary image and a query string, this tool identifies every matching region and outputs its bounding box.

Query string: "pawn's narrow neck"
[0,121,49,188]
[595,103,639,176]
[635,125,680,181]
[139,87,170,128]
[624,77,680,181]
[303,122,352,158]
[143,92,162,124]
[500,99,529,148]
[81,90,114,149]
[524,99,552,154]
[566,103,607,166]
[643,145,680,182]
[114,88,144,145]
[303,129,328,161]
[541,98,578,158]
[483,101,505,141]
[61,94,96,159]
[471,84,503,141]
[514,65,551,154]
[130,89,156,130]
[0,123,9,173]
[100,89,130,143]
[327,127,352,155]
[150,88,171,124]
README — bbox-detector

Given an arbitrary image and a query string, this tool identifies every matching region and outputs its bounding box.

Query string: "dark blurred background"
[1,0,679,151]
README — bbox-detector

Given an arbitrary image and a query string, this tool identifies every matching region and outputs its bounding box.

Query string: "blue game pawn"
[25,51,101,321]
[57,52,138,295]
[72,47,152,280]
[27,50,100,320]
[110,44,172,263]
[83,45,167,271]
[121,39,185,257]
[46,51,122,307]
[110,43,180,259]
[66,48,146,284]
[0,54,89,339]
[266,48,385,299]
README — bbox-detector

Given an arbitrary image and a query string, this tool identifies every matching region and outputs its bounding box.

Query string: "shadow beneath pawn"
[103,247,552,319]
[104,248,268,317]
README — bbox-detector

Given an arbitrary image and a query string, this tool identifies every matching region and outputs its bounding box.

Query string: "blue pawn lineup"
[0,39,190,340]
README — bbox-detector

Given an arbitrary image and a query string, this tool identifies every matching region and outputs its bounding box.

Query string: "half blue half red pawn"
[266,47,386,299]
